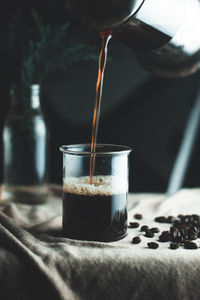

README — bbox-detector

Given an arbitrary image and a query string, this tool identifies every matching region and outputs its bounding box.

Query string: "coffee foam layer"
[63,176,127,196]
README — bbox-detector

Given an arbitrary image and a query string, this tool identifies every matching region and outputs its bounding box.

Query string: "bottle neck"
[9,85,41,115]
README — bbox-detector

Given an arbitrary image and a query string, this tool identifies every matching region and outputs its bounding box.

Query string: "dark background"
[1,0,200,193]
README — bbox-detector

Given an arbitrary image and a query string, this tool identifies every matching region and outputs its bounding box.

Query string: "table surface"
[0,186,200,300]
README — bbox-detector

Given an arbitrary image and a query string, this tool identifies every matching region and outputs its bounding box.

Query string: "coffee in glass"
[60,144,131,242]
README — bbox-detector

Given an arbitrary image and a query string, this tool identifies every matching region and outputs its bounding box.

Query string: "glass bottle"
[2,85,49,204]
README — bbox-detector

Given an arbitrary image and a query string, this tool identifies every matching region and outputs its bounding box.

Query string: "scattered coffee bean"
[170,226,180,239]
[183,239,190,244]
[188,228,196,235]
[183,216,190,224]
[192,214,200,222]
[192,226,198,233]
[145,230,154,238]
[129,222,140,228]
[173,220,181,227]
[166,216,175,224]
[132,237,141,244]
[150,227,160,233]
[170,243,180,250]
[155,216,167,223]
[159,236,168,242]
[188,233,198,240]
[184,241,198,249]
[191,220,199,227]
[171,236,183,243]
[147,242,159,249]
[140,225,149,232]
[159,231,171,242]
[134,214,142,220]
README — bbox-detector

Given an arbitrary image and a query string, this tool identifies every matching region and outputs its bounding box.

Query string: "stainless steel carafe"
[65,0,200,77]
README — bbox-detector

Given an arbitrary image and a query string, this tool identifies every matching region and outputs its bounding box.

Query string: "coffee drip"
[66,0,200,77]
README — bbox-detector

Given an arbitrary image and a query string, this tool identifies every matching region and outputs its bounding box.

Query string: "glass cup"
[60,144,132,242]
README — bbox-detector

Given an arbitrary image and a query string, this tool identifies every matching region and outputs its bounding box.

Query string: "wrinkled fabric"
[0,187,200,300]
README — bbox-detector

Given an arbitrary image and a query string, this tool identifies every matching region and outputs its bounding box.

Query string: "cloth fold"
[0,187,200,300]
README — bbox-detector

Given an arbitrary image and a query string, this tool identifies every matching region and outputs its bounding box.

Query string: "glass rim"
[60,144,132,156]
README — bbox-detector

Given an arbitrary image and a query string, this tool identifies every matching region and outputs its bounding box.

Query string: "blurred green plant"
[0,9,97,86]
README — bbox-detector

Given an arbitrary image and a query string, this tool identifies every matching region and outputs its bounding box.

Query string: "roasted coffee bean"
[183,217,190,224]
[150,227,160,233]
[162,230,171,237]
[182,223,190,231]
[195,226,200,233]
[166,216,175,224]
[188,229,197,235]
[159,236,169,242]
[170,226,179,236]
[193,226,199,233]
[145,230,154,238]
[192,214,200,222]
[147,242,159,249]
[174,220,181,227]
[129,222,140,228]
[192,214,200,219]
[172,236,182,243]
[183,239,190,244]
[132,237,141,244]
[155,216,167,223]
[170,243,180,250]
[184,241,198,249]
[178,227,185,237]
[134,214,142,220]
[178,214,183,218]
[159,231,171,242]
[191,220,199,227]
[188,233,198,241]
[140,225,149,232]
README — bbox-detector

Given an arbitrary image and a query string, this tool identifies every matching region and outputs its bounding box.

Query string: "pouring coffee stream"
[65,0,200,183]
[89,31,112,184]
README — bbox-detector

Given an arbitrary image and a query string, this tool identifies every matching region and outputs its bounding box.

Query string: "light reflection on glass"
[172,0,200,55]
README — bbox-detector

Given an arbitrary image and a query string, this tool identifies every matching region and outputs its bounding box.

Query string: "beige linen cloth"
[0,186,200,300]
